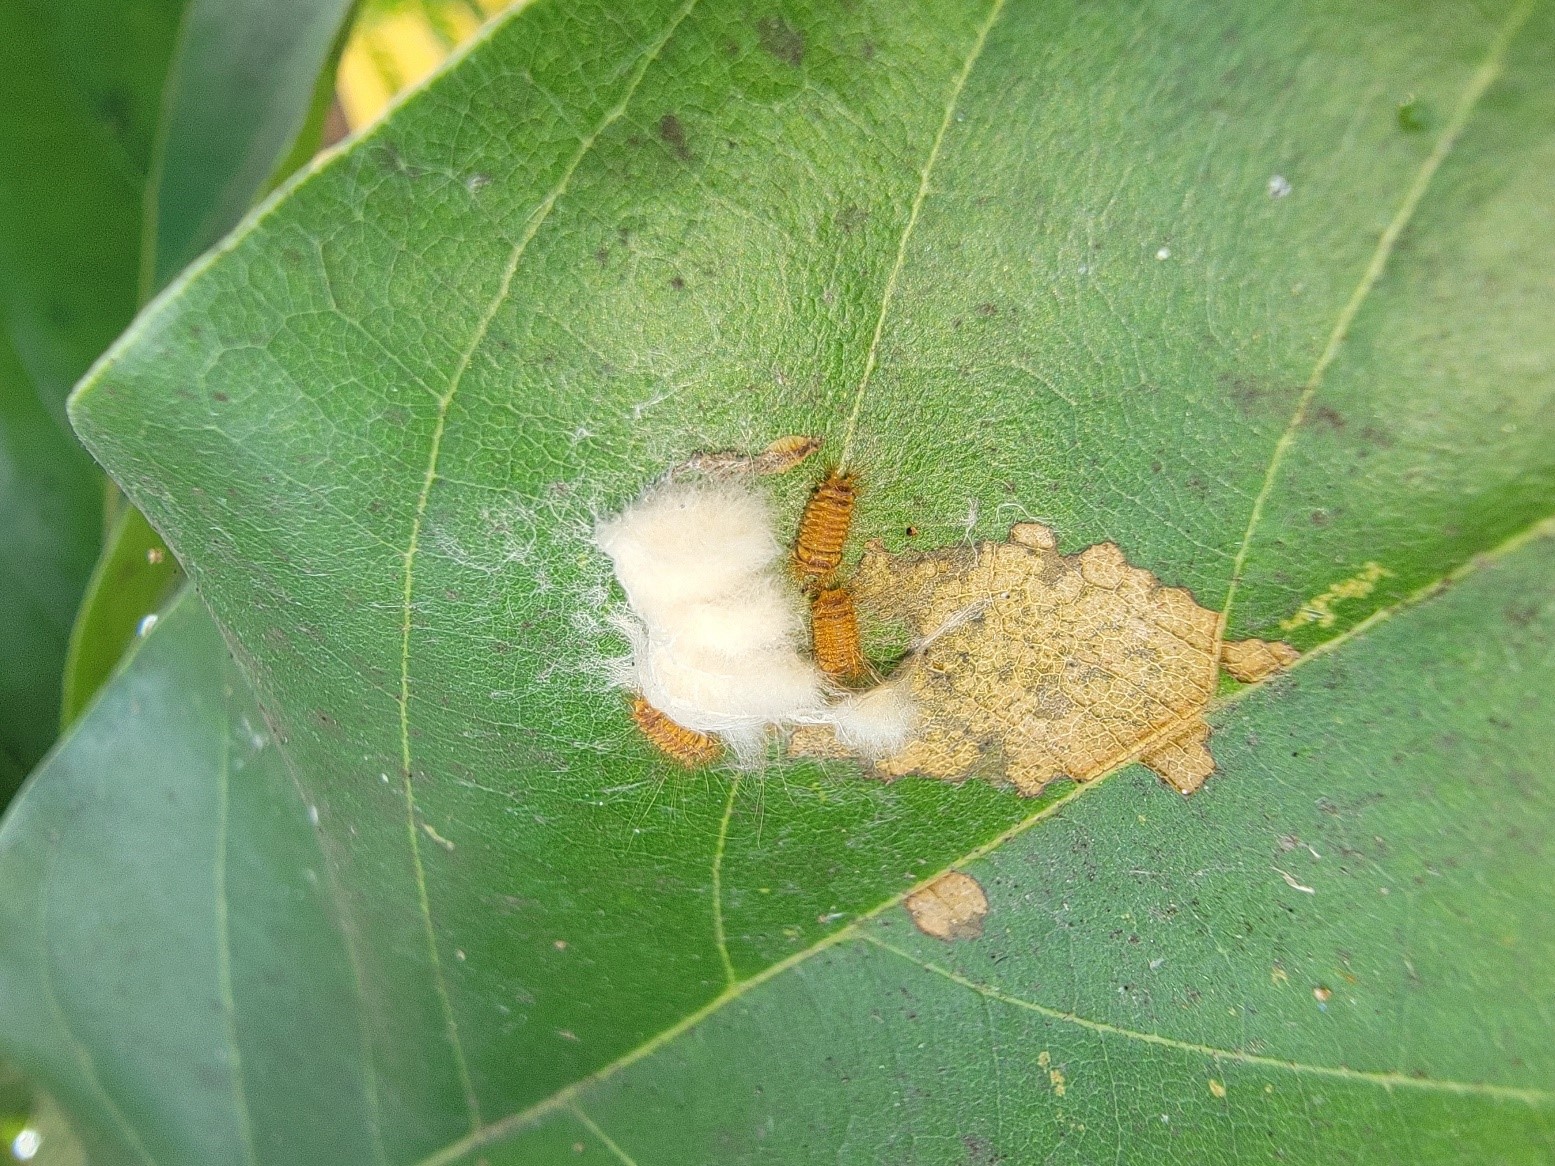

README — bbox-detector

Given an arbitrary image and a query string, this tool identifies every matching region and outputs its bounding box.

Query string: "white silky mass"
[595,480,824,759]
[594,479,916,763]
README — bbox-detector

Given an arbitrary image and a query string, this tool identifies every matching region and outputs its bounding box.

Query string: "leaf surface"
[0,0,185,774]
[59,0,360,726]
[51,0,1555,1161]
[443,532,1555,1164]
[0,0,182,424]
[0,0,357,763]
[0,590,376,1166]
[0,332,100,787]
[142,0,360,292]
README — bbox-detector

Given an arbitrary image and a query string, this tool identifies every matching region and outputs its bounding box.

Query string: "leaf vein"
[394,0,704,1132]
[711,775,740,990]
[862,932,1555,1105]
[1219,0,1535,636]
[570,1104,642,1166]
[838,0,1008,467]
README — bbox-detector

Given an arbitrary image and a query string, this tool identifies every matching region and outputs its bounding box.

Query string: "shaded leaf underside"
[0,0,185,775]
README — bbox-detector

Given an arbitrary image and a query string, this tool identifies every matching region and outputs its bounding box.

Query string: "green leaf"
[0,0,182,426]
[0,0,357,764]
[59,504,182,727]
[0,589,378,1166]
[0,0,187,774]
[59,0,361,728]
[0,331,101,787]
[140,0,360,294]
[56,0,1555,1160]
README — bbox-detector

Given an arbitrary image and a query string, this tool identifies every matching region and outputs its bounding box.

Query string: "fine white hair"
[828,679,917,760]
[594,478,917,764]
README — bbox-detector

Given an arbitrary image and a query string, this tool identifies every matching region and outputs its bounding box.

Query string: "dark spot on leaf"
[1505,601,1539,627]
[1397,97,1431,133]
[836,204,869,234]
[95,89,132,137]
[1309,404,1346,430]
[1224,374,1300,417]
[669,275,685,290]
[1310,509,1329,526]
[757,17,805,66]
[212,391,229,403]
[976,302,998,317]
[658,114,692,161]
[961,1134,1003,1164]
[1360,424,1395,448]
[377,142,426,178]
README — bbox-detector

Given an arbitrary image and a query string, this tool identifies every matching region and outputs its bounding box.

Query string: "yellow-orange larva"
[630,698,723,767]
[810,586,867,682]
[793,468,857,582]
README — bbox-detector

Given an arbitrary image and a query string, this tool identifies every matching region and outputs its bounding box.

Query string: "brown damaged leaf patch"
[905,871,988,941]
[792,522,1296,796]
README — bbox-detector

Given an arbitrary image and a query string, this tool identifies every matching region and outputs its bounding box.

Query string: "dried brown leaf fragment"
[793,521,1296,797]
[904,871,989,941]
[1220,636,1300,683]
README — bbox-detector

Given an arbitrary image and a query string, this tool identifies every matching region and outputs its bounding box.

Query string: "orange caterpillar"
[811,586,867,682]
[793,468,857,583]
[630,698,723,767]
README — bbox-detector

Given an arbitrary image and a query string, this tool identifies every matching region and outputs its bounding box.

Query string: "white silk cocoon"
[595,479,917,763]
[595,480,826,758]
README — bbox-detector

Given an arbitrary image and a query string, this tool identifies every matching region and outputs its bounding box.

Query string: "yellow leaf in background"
[337,0,517,131]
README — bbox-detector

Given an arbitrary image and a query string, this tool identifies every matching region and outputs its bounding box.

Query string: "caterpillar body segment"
[810,586,868,682]
[630,697,724,767]
[793,468,858,584]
